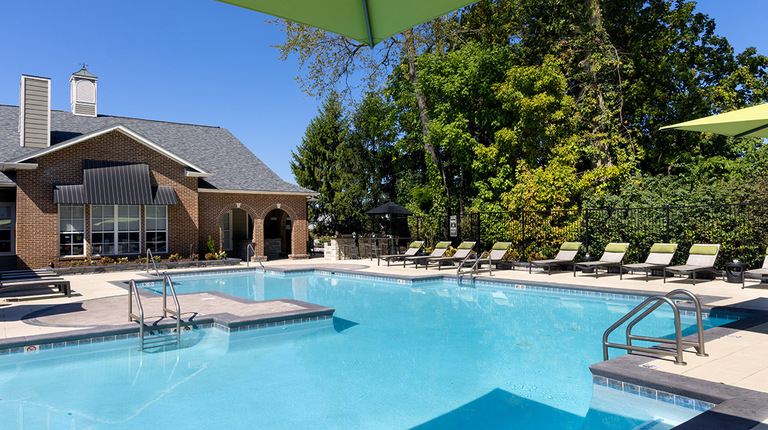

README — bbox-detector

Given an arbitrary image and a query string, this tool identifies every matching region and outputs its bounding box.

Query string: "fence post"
[521,210,526,258]
[475,213,481,246]
[665,206,670,243]
[585,209,590,252]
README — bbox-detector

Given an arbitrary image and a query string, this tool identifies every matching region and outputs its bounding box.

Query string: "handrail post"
[146,248,159,277]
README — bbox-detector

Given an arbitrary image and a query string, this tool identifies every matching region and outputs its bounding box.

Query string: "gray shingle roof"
[0,105,313,194]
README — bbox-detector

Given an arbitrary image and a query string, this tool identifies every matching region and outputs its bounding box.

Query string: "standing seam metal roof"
[0,105,313,194]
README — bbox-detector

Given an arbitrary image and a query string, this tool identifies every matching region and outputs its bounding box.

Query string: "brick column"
[289,219,309,259]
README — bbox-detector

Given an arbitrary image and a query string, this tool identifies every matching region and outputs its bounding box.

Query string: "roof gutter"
[0,162,37,171]
[185,169,213,178]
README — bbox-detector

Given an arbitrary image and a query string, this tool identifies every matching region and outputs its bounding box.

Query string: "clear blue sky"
[0,0,765,184]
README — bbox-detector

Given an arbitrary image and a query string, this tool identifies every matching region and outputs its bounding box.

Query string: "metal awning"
[53,160,178,205]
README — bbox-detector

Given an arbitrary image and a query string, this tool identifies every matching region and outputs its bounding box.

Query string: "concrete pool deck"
[1,257,767,428]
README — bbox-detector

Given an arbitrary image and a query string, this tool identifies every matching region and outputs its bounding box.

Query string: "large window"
[91,205,115,255]
[59,205,85,257]
[145,205,168,253]
[90,205,140,255]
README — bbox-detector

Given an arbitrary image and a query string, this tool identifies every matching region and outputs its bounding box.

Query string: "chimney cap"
[71,65,97,79]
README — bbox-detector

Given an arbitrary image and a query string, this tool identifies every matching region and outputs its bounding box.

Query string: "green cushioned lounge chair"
[528,242,581,275]
[621,243,678,282]
[460,242,513,273]
[377,241,424,267]
[422,241,476,270]
[742,247,768,289]
[404,241,452,268]
[573,243,629,278]
[663,244,720,286]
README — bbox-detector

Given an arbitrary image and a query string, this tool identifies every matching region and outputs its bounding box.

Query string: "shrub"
[69,260,84,267]
[206,235,216,255]
[117,257,129,265]
[136,256,147,264]
[168,253,182,262]
[192,253,199,261]
[153,255,161,263]
[205,252,215,261]
[101,256,115,265]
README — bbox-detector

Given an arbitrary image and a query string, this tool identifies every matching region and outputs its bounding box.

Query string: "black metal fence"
[409,202,768,269]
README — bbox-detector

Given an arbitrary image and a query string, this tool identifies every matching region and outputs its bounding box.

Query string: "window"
[59,205,85,256]
[145,205,168,253]
[91,205,115,255]
[117,205,141,254]
[90,205,140,255]
[221,212,231,251]
[0,204,14,254]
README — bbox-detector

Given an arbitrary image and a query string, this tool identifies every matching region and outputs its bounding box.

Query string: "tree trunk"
[580,0,613,168]
[405,29,449,193]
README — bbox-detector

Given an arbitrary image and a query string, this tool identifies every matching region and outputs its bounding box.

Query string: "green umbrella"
[216,0,477,47]
[660,103,768,138]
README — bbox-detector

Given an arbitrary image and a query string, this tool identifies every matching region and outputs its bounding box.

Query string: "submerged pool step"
[631,418,671,430]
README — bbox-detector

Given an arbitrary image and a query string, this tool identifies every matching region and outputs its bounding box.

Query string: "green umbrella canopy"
[216,0,477,47]
[660,103,768,138]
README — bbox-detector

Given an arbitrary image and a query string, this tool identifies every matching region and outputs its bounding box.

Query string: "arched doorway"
[263,208,291,259]
[221,208,254,260]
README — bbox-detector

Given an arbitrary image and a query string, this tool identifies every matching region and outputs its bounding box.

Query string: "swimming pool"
[0,271,738,429]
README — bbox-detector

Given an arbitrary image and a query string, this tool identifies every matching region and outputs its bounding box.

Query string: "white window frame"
[90,204,141,255]
[90,205,115,255]
[0,203,15,255]
[59,204,85,257]
[221,211,232,251]
[145,205,168,253]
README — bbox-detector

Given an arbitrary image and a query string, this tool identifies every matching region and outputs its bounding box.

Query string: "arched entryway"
[263,208,291,259]
[221,208,254,260]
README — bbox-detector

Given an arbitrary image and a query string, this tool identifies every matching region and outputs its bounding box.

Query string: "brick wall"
[15,129,198,269]
[198,193,308,260]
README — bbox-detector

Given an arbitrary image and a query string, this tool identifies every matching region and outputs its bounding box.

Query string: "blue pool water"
[0,271,738,429]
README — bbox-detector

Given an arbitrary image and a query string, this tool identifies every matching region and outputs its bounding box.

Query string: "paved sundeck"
[1,258,767,428]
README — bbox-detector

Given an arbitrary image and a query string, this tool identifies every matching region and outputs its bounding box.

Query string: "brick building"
[0,68,315,270]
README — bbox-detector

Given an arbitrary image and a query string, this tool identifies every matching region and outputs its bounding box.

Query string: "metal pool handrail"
[146,248,159,276]
[247,243,265,270]
[626,289,708,358]
[128,275,182,351]
[456,251,491,287]
[602,289,707,365]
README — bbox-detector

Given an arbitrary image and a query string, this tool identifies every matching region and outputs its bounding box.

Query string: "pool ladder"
[129,274,182,351]
[602,289,708,365]
[456,251,492,287]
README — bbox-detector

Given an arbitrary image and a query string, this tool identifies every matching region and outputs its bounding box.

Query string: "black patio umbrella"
[365,202,412,236]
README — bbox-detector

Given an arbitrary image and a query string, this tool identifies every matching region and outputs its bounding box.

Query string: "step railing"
[602,289,707,365]
[128,274,181,351]
[145,248,159,276]
[246,243,265,270]
[456,251,490,287]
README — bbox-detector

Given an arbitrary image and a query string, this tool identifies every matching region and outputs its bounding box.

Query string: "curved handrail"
[246,243,265,270]
[602,295,686,365]
[163,274,181,345]
[128,279,145,350]
[625,289,707,357]
[146,248,159,276]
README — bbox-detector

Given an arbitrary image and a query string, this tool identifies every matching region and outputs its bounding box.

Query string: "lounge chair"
[0,269,71,297]
[404,241,452,268]
[461,242,512,272]
[377,241,424,266]
[528,242,581,274]
[573,243,629,278]
[664,244,720,286]
[621,243,678,281]
[422,241,476,270]
[742,247,768,289]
